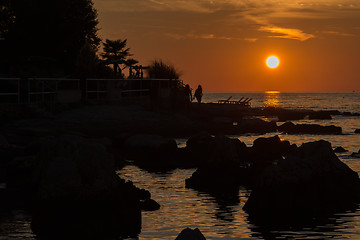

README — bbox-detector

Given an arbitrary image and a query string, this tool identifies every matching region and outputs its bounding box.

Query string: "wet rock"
[211,116,233,124]
[140,198,161,211]
[250,135,297,169]
[355,129,360,134]
[308,111,332,120]
[185,132,215,165]
[277,110,307,122]
[334,146,347,153]
[123,134,177,158]
[236,118,277,134]
[121,134,178,170]
[29,135,144,238]
[252,135,296,159]
[175,228,206,240]
[278,121,342,134]
[351,150,360,158]
[186,135,297,192]
[243,140,360,216]
[0,135,9,147]
[186,135,248,192]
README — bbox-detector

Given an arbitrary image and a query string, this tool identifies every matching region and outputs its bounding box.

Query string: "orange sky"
[93,0,360,92]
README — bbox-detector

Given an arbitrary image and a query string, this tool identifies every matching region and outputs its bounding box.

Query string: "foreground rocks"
[0,133,159,239]
[184,134,360,219]
[334,146,347,153]
[175,228,206,240]
[278,121,342,134]
[351,150,360,158]
[243,140,360,216]
[185,135,296,192]
[185,134,249,192]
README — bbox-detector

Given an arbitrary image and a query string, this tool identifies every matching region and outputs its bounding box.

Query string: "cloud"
[166,32,232,40]
[244,38,258,42]
[322,30,355,37]
[259,25,315,41]
[94,0,360,42]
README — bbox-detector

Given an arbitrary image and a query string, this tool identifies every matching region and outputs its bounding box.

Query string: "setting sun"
[266,56,279,69]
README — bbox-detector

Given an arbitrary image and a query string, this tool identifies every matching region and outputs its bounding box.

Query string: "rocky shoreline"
[0,103,359,239]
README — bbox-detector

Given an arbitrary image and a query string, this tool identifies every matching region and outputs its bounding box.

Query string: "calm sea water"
[1,92,360,239]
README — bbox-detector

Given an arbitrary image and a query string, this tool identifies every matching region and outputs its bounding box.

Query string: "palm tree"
[101,39,132,77]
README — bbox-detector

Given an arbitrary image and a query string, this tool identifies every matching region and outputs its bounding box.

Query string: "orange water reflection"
[265,91,280,107]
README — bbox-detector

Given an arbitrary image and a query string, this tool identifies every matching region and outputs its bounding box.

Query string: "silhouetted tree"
[0,0,100,76]
[101,39,134,78]
[75,42,113,78]
[0,1,15,40]
[148,59,182,79]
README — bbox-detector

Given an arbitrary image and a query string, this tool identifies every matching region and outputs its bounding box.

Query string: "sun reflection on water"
[265,91,280,107]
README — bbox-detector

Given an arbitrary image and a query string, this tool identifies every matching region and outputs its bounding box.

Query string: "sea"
[1,92,360,239]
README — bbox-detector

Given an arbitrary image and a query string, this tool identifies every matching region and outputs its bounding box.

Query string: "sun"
[266,56,279,69]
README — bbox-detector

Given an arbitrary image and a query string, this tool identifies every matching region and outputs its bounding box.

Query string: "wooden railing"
[0,77,181,104]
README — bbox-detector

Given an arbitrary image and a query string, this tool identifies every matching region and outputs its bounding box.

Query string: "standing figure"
[194,85,203,104]
[184,84,192,103]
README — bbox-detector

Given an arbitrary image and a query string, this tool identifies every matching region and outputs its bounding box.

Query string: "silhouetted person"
[194,85,203,104]
[184,84,192,102]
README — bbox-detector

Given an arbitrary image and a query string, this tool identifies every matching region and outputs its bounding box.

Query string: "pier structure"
[0,77,182,106]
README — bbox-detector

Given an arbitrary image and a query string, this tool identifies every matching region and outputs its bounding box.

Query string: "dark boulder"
[236,135,298,188]
[121,134,178,169]
[236,118,277,134]
[184,132,216,166]
[186,135,249,192]
[351,150,360,158]
[278,121,342,134]
[308,111,332,120]
[243,140,360,217]
[277,110,307,122]
[175,228,206,240]
[27,135,158,239]
[252,135,296,159]
[186,135,298,192]
[123,134,177,157]
[334,146,348,153]
[140,198,161,211]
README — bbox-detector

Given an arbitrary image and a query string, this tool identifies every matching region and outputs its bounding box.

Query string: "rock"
[186,135,248,191]
[211,117,233,124]
[243,140,360,216]
[175,228,206,240]
[334,146,348,153]
[278,121,342,134]
[185,132,215,165]
[252,135,296,159]
[32,135,118,200]
[351,150,360,158]
[277,110,307,122]
[250,135,297,169]
[123,134,177,158]
[308,111,332,120]
[186,135,298,192]
[120,134,178,170]
[236,118,277,134]
[140,198,161,211]
[0,135,9,148]
[355,129,360,134]
[26,135,158,238]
